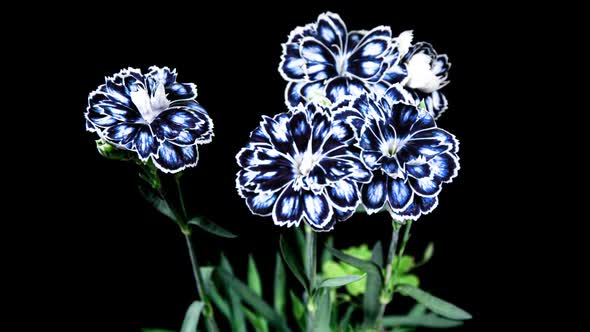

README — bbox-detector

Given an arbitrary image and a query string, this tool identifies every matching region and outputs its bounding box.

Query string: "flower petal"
[134,126,158,160]
[280,43,306,80]
[303,191,333,229]
[382,157,402,177]
[325,77,367,103]
[406,163,431,179]
[285,81,307,107]
[429,152,459,183]
[153,141,199,173]
[241,188,281,216]
[327,179,359,211]
[300,38,337,80]
[361,173,387,213]
[387,178,413,211]
[104,123,140,145]
[408,176,441,197]
[288,110,311,153]
[273,184,304,226]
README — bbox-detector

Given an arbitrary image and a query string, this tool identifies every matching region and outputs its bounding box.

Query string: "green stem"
[376,221,400,329]
[175,175,189,220]
[392,220,413,286]
[184,233,219,332]
[175,176,219,332]
[304,225,317,332]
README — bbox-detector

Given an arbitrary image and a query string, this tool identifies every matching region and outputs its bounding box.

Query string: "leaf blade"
[180,301,205,332]
[216,268,291,332]
[318,274,366,288]
[279,235,309,292]
[382,313,464,328]
[188,217,236,238]
[396,284,472,320]
[274,253,286,316]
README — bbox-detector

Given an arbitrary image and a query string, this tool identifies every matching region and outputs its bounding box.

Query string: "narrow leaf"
[294,227,306,260]
[371,241,384,268]
[289,291,306,332]
[138,184,177,222]
[338,305,355,331]
[382,313,464,328]
[248,255,262,297]
[243,306,269,332]
[188,217,236,238]
[318,274,366,288]
[321,236,334,264]
[274,253,286,316]
[219,255,246,332]
[396,284,472,320]
[201,267,230,319]
[313,288,331,332]
[216,269,291,332]
[279,235,309,292]
[180,301,204,332]
[326,247,383,328]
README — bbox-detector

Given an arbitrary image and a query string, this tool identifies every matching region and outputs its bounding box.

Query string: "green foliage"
[274,253,286,316]
[215,268,291,332]
[396,285,472,320]
[318,274,366,288]
[280,234,310,292]
[180,301,204,332]
[188,217,236,238]
[322,245,420,297]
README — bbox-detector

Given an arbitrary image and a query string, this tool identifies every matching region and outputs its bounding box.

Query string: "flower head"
[355,88,459,221]
[236,101,372,231]
[378,34,451,118]
[85,66,214,173]
[279,12,393,107]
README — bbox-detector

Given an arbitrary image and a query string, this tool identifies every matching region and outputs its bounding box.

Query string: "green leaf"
[201,265,230,320]
[289,291,306,332]
[180,301,204,332]
[248,255,262,297]
[396,284,472,320]
[294,227,306,260]
[382,313,464,328]
[338,305,355,331]
[396,274,420,288]
[274,253,286,316]
[188,217,236,238]
[279,235,309,292]
[216,268,291,332]
[138,184,177,222]
[326,247,383,328]
[422,242,434,263]
[321,236,334,264]
[371,241,384,268]
[318,274,366,288]
[408,303,427,317]
[219,256,246,332]
[418,99,427,111]
[243,306,269,332]
[313,288,332,332]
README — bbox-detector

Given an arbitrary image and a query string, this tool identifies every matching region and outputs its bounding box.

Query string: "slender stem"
[185,232,219,332]
[175,176,218,332]
[304,225,317,332]
[376,221,400,329]
[175,175,189,220]
[392,220,413,285]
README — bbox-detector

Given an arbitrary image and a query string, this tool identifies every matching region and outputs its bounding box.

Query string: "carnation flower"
[377,32,451,118]
[279,12,393,107]
[85,66,213,173]
[236,101,372,231]
[355,88,459,220]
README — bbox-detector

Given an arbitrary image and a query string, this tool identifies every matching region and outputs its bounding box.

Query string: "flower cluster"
[237,12,459,230]
[85,66,213,173]
[279,12,450,119]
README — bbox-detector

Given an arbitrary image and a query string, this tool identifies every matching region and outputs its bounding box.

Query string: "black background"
[23,1,538,331]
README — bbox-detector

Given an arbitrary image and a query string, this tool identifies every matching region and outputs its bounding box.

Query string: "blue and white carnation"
[355,88,459,220]
[236,101,372,231]
[376,31,451,118]
[279,12,393,107]
[85,66,214,173]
